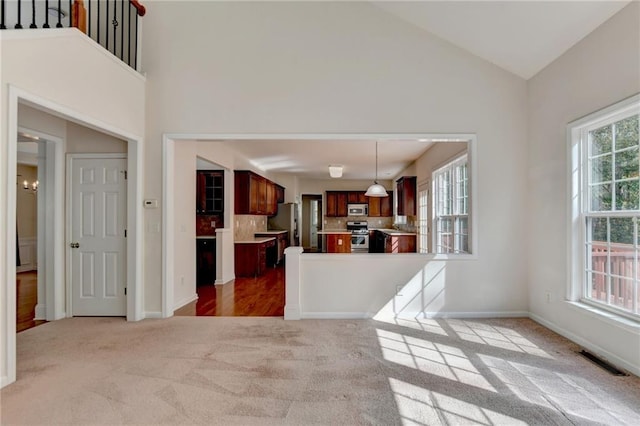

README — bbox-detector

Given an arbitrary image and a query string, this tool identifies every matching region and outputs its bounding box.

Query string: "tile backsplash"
[234,215,267,240]
[324,216,394,230]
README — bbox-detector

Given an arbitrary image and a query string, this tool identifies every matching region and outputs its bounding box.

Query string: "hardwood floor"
[174,264,285,317]
[17,271,47,333]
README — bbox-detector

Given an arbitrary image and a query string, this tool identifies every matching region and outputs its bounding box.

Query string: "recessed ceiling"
[216,138,452,180]
[374,1,631,79]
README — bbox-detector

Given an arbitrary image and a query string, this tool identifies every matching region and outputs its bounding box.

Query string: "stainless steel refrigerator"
[268,203,299,246]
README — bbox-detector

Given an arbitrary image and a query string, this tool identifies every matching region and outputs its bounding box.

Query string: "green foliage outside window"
[589,115,639,245]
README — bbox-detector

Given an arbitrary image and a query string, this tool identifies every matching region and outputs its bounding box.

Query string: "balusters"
[112,0,117,57]
[119,0,124,60]
[133,5,138,70]
[0,0,142,70]
[43,0,50,28]
[56,0,62,28]
[127,4,131,65]
[105,0,109,50]
[97,0,100,43]
[15,0,22,29]
[29,0,36,28]
[1,0,6,30]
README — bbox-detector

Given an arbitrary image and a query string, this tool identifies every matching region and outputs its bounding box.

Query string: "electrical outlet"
[338,239,343,245]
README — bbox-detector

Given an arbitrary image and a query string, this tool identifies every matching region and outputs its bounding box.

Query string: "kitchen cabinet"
[370,230,417,253]
[275,184,285,204]
[385,233,416,253]
[396,176,417,216]
[348,191,367,204]
[323,232,351,253]
[326,190,393,218]
[368,191,393,217]
[255,231,288,264]
[196,238,216,286]
[325,191,348,217]
[196,170,224,215]
[234,238,277,277]
[235,170,281,215]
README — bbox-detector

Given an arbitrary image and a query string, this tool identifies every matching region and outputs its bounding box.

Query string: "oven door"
[351,234,369,252]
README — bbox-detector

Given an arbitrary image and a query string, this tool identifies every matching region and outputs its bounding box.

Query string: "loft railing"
[0,0,146,70]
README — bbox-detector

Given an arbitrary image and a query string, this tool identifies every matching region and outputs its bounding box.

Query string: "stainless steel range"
[347,221,369,252]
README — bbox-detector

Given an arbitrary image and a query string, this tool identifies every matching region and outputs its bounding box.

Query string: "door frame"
[17,126,65,322]
[66,153,128,317]
[2,85,144,388]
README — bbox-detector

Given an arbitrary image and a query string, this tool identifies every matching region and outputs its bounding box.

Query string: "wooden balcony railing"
[590,242,638,312]
[0,0,146,70]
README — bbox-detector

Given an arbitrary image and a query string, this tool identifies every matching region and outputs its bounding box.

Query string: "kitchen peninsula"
[317,230,352,253]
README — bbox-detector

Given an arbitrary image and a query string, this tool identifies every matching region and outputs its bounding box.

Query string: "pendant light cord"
[375,141,379,184]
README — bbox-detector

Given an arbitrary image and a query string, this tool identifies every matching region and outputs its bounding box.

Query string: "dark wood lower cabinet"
[370,231,416,253]
[324,233,351,253]
[235,239,277,277]
[196,238,216,286]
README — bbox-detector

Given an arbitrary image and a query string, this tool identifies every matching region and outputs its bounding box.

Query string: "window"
[570,96,639,318]
[418,184,429,253]
[433,154,469,254]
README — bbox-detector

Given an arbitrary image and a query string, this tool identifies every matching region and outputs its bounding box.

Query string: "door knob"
[70,242,80,248]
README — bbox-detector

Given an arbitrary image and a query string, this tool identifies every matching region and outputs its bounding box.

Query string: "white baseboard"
[302,312,372,319]
[144,311,164,319]
[34,304,46,320]
[215,276,234,285]
[173,293,198,311]
[529,312,640,377]
[284,306,301,320]
[411,310,530,319]
[302,310,530,320]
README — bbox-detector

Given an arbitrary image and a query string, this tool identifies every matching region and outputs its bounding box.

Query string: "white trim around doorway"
[1,85,144,388]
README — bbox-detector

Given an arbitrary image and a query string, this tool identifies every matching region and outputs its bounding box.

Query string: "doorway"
[301,194,323,252]
[16,142,44,332]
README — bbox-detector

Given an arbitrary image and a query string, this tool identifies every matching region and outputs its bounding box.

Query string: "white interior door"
[70,157,127,316]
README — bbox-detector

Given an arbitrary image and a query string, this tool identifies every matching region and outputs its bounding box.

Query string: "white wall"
[66,122,127,153]
[173,141,197,309]
[143,2,529,317]
[527,2,640,374]
[0,29,145,387]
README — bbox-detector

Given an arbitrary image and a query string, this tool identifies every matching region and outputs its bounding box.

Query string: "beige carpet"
[1,316,639,425]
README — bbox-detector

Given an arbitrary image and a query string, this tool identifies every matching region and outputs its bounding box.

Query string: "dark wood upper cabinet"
[326,191,349,217]
[368,191,393,217]
[235,170,283,216]
[327,190,393,217]
[396,176,416,216]
[275,184,285,204]
[196,170,224,214]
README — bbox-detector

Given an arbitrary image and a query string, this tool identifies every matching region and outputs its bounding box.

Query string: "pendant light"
[365,141,388,197]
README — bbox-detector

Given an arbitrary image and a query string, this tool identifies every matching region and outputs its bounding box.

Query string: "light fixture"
[365,141,388,197]
[329,165,343,178]
[22,179,38,192]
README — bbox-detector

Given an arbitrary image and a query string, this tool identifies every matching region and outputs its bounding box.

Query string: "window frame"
[568,94,640,321]
[432,153,471,255]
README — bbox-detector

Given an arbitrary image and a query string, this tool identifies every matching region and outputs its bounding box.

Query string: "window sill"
[565,301,640,333]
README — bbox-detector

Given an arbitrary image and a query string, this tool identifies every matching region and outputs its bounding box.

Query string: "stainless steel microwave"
[347,203,368,216]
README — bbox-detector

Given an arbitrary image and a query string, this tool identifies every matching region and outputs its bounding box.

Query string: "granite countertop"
[371,228,417,236]
[196,235,217,239]
[317,230,351,234]
[235,236,276,244]
[255,230,288,235]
